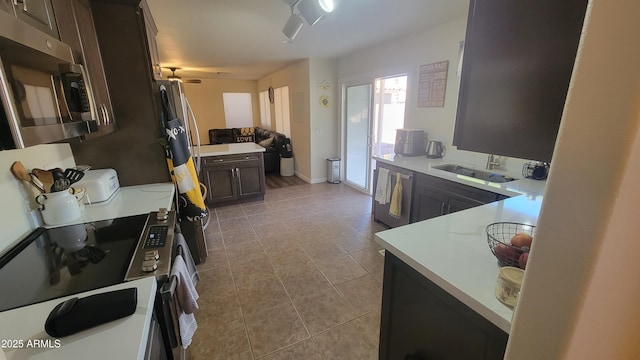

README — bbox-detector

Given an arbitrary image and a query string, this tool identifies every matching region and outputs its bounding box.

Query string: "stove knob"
[156,208,168,221]
[142,259,158,272]
[145,250,160,261]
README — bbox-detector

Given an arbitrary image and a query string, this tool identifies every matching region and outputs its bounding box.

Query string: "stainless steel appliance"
[0,12,100,149]
[426,141,445,158]
[0,210,196,359]
[394,129,426,156]
[373,164,413,228]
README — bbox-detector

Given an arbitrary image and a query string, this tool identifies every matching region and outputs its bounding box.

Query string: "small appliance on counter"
[394,129,426,156]
[73,168,120,204]
[522,162,550,180]
[426,140,445,158]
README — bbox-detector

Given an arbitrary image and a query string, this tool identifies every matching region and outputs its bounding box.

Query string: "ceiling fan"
[164,67,202,84]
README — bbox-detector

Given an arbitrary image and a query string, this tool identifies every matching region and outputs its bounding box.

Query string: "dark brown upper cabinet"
[454,0,588,162]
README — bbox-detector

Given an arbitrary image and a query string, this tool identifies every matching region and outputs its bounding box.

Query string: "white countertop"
[198,143,266,157]
[374,195,542,333]
[0,277,157,360]
[373,154,546,198]
[46,183,175,228]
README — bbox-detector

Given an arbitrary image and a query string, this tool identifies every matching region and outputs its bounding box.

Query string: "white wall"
[337,15,536,174]
[506,0,640,358]
[0,144,76,254]
[309,58,338,182]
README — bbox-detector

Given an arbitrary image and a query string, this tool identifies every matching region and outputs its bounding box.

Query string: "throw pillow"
[258,137,274,148]
[240,127,255,136]
[236,135,254,143]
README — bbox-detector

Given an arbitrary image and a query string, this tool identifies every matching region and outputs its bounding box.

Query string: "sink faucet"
[486,154,501,170]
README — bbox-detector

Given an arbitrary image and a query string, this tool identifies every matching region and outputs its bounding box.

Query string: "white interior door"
[344,84,373,191]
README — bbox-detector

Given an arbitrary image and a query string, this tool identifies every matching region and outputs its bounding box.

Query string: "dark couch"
[208,127,290,173]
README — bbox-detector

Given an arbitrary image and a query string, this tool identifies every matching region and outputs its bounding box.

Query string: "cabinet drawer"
[202,153,262,166]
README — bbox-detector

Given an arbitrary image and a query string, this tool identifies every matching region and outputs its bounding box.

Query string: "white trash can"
[280,157,295,176]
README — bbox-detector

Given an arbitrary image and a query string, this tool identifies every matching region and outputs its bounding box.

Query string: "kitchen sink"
[433,164,517,183]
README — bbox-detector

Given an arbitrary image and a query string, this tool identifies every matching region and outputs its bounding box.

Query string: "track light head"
[282,13,303,40]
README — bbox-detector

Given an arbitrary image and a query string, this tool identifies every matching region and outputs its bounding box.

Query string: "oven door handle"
[160,275,181,350]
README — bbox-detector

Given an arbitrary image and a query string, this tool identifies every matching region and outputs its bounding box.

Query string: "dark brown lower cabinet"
[379,252,508,360]
[201,153,265,206]
[411,173,506,223]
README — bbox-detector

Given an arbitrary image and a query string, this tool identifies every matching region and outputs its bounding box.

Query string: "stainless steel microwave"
[0,12,98,149]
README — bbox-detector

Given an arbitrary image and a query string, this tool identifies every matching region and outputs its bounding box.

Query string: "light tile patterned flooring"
[188,182,387,359]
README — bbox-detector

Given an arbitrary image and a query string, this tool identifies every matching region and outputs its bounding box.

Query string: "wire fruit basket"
[486,222,536,268]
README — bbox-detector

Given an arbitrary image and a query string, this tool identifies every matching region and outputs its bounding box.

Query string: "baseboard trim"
[294,171,312,183]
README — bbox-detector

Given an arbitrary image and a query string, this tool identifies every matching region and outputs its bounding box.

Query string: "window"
[273,86,290,136]
[258,90,271,128]
[222,93,253,128]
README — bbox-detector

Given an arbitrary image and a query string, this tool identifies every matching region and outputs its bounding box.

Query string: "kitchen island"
[374,195,542,359]
[0,277,157,360]
[198,143,266,206]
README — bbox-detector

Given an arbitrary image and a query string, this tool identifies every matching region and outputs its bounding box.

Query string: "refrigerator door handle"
[185,97,201,176]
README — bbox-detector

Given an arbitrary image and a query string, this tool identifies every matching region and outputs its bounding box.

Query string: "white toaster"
[74,168,120,204]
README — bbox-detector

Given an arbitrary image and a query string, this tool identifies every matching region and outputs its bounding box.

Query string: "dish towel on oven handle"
[174,232,200,286]
[374,167,391,204]
[389,172,403,218]
[171,254,199,348]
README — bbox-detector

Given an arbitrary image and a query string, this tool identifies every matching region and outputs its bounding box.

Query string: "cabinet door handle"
[236,167,243,194]
[447,203,452,214]
[440,202,446,215]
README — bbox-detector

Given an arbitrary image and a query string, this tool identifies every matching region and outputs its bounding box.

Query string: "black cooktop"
[0,214,149,312]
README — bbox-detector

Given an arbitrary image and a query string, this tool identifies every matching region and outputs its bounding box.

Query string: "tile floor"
[187,182,388,359]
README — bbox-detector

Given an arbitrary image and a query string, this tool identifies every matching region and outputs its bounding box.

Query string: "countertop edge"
[198,143,266,157]
[373,155,545,198]
[0,277,158,360]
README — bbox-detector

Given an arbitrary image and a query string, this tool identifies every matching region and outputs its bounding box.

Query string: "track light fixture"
[281,0,334,41]
[282,5,304,40]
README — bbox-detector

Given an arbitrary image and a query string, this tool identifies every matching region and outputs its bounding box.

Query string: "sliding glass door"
[344,84,373,191]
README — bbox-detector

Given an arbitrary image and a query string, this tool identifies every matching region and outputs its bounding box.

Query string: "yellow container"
[495,266,524,307]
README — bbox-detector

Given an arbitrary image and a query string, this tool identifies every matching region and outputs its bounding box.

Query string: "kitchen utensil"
[32,168,54,193]
[10,161,45,193]
[486,222,536,268]
[74,164,91,172]
[53,178,71,192]
[426,141,445,158]
[35,189,82,225]
[63,168,85,184]
[48,168,70,192]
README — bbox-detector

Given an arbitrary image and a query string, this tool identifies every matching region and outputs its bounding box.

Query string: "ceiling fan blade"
[184,79,202,84]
